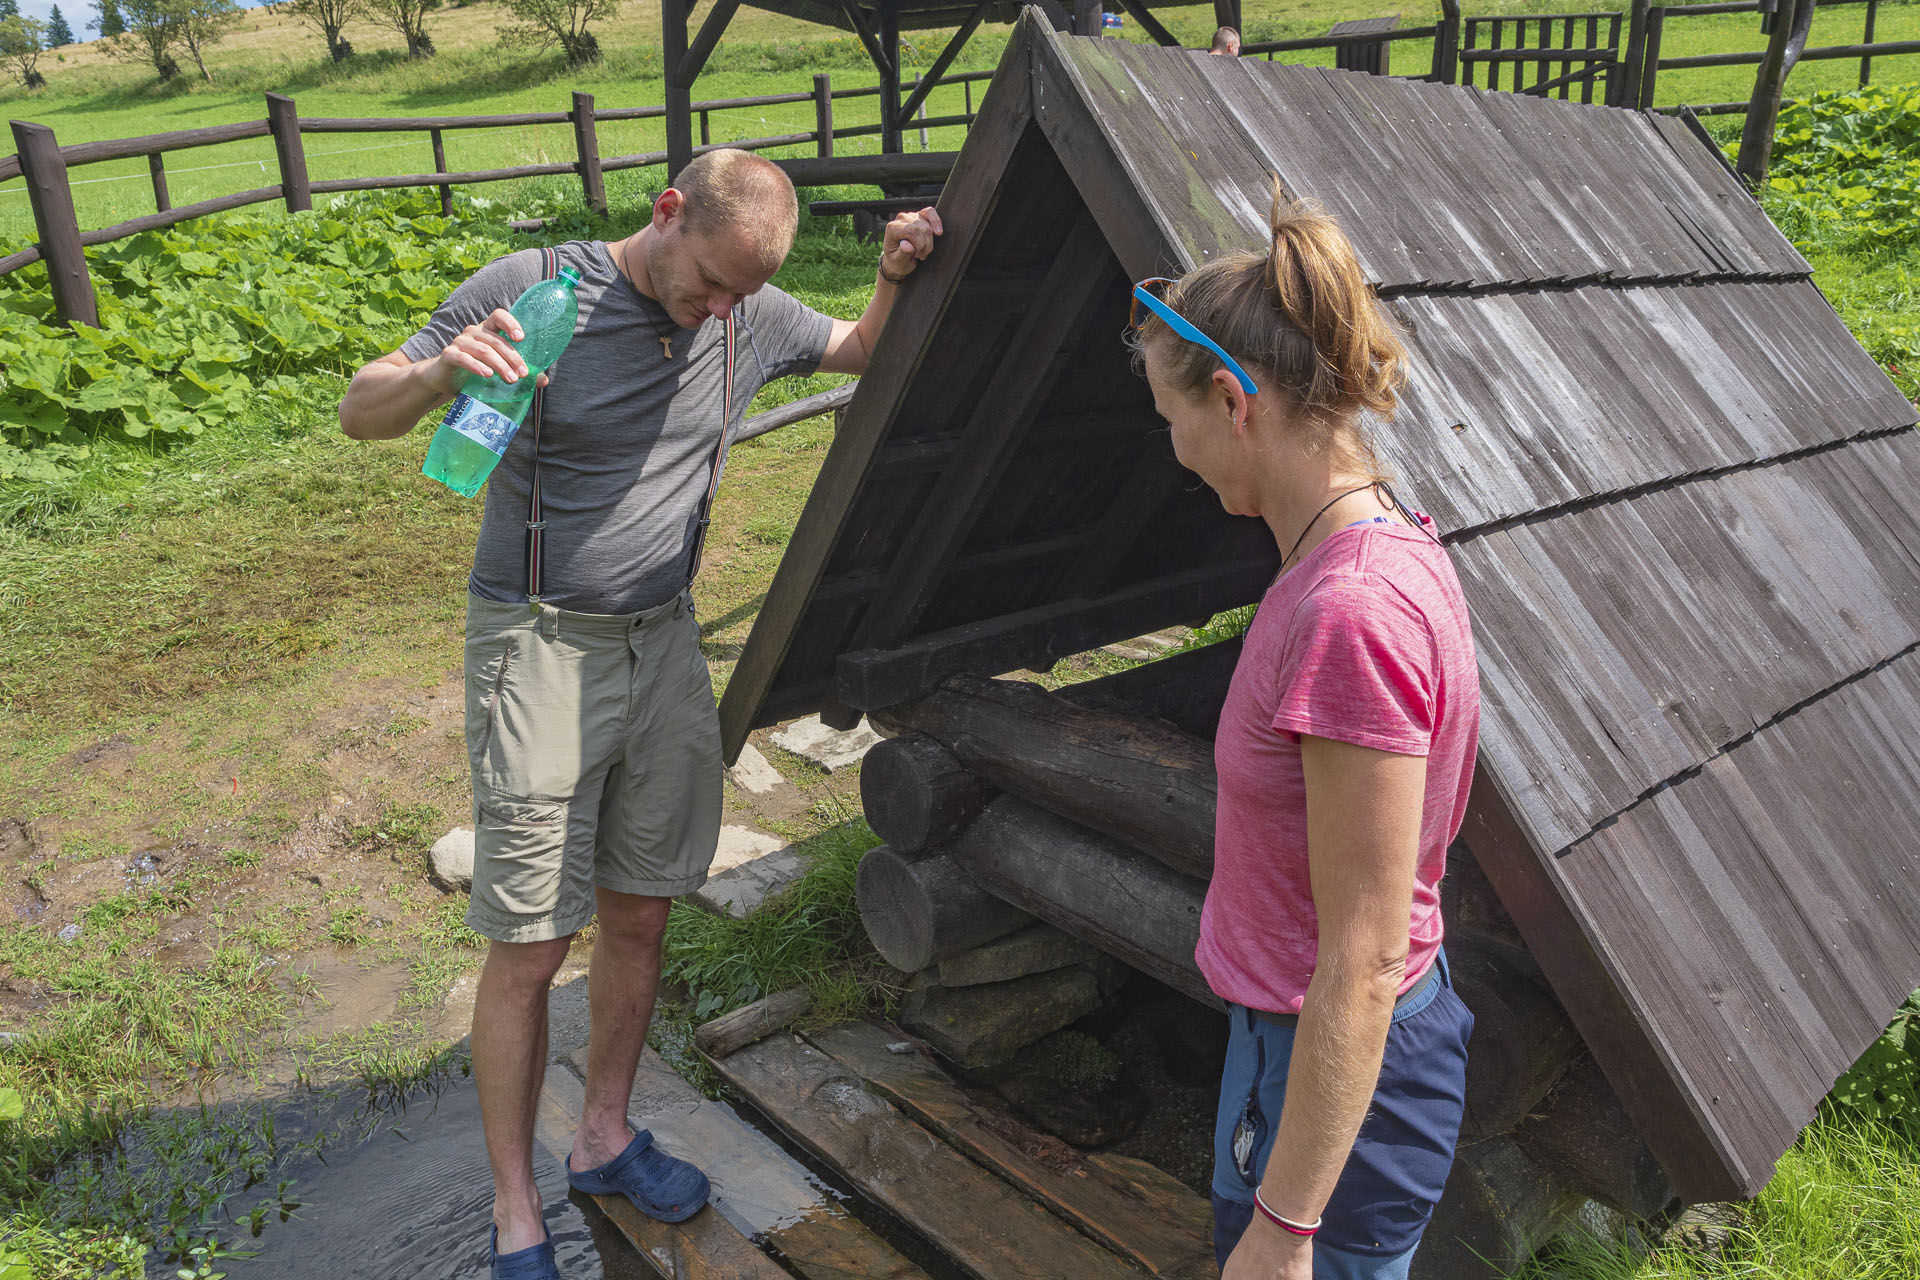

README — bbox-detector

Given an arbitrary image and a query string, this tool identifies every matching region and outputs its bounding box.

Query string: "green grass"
[659,803,894,1024]
[1522,1112,1920,1280]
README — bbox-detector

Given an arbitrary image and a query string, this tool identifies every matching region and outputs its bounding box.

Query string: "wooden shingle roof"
[720,15,1920,1200]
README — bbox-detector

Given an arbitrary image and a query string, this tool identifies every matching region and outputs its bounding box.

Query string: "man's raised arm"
[339,306,543,441]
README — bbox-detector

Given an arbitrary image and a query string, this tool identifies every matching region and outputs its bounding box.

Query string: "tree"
[499,0,617,67]
[0,15,47,89]
[102,0,178,81]
[47,6,74,45]
[367,0,435,57]
[167,0,240,82]
[0,2,20,21]
[95,0,126,38]
[1736,0,1815,188]
[288,0,361,62]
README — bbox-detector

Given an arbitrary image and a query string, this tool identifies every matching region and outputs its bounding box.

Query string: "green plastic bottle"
[422,266,583,497]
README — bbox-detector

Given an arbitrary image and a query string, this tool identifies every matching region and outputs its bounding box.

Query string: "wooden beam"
[773,151,956,187]
[838,0,894,77]
[716,15,1042,764]
[856,844,1032,971]
[850,212,1115,650]
[664,0,694,178]
[1113,0,1183,47]
[1031,0,1073,32]
[879,0,904,153]
[874,672,1217,878]
[897,0,996,128]
[678,0,744,85]
[954,796,1217,1005]
[835,559,1276,712]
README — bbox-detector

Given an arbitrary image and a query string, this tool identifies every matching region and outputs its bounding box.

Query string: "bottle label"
[440,393,521,456]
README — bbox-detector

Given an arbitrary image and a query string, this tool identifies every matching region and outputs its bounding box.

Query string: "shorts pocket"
[1230,1035,1269,1189]
[472,794,567,920]
[466,641,515,773]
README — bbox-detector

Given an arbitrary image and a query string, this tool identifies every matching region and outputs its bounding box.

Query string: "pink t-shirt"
[1195,517,1481,1015]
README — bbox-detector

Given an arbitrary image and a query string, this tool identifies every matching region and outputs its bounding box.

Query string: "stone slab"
[900,965,1107,1069]
[694,848,808,919]
[727,742,789,796]
[710,825,786,875]
[769,715,882,772]
[937,923,1101,988]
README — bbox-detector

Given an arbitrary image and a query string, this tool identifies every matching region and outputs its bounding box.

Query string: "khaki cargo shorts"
[462,591,723,943]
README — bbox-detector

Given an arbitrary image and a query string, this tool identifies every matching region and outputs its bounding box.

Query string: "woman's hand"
[429,307,550,396]
[1223,1216,1314,1280]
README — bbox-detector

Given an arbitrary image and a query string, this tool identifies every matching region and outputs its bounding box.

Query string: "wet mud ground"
[203,972,1224,1279]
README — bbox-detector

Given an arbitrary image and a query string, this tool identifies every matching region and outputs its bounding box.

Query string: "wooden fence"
[1637,0,1920,112]
[0,68,992,326]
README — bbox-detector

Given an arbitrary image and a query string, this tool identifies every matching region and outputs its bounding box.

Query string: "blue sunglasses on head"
[1130,278,1258,395]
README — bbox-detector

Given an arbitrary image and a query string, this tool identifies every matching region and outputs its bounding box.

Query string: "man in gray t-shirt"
[339,150,941,1278]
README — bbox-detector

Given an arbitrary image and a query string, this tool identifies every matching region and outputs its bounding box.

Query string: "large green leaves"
[1,190,516,478]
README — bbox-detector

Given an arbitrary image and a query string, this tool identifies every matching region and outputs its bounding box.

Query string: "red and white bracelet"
[1253,1188,1322,1238]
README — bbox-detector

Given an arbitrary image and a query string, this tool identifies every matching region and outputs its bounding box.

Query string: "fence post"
[1640,6,1664,108]
[1434,0,1461,85]
[148,153,170,214]
[430,129,452,217]
[814,74,834,157]
[266,93,311,213]
[572,91,607,217]
[11,121,96,329]
[1861,0,1878,87]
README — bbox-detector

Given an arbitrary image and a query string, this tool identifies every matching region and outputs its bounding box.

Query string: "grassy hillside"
[0,0,1914,248]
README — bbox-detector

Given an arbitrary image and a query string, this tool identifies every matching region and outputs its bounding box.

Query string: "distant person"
[340,150,941,1280]
[1210,25,1242,55]
[1128,183,1479,1280]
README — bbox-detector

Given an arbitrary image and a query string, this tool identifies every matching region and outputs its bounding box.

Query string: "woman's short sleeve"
[1271,572,1436,756]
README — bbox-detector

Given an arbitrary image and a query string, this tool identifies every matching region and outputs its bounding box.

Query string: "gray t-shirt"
[401,241,833,614]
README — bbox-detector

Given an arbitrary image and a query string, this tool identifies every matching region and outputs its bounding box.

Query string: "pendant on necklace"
[659,335,673,359]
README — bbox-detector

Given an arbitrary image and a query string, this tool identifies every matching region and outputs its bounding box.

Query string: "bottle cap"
[557,267,583,287]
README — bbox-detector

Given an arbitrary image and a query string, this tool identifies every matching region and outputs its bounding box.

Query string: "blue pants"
[1211,951,1473,1278]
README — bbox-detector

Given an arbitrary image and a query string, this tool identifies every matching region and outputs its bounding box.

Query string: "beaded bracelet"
[1253,1188,1322,1237]
[878,263,912,286]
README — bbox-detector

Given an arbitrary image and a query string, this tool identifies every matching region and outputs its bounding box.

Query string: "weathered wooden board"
[559,1048,930,1280]
[804,1019,1215,1280]
[707,1032,1146,1279]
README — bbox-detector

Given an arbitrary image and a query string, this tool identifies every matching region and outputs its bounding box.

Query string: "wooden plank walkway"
[543,1046,929,1280]
[708,1028,1159,1280]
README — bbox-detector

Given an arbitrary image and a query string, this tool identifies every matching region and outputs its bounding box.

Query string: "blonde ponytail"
[1133,178,1405,466]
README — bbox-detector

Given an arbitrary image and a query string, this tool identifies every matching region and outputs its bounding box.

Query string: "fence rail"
[0,67,991,321]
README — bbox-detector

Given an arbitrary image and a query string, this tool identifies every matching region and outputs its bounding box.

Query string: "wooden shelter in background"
[719,10,1920,1261]
[658,0,1242,177]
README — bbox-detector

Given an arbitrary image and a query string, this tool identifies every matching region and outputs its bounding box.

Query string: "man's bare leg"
[570,888,672,1171]
[474,935,573,1254]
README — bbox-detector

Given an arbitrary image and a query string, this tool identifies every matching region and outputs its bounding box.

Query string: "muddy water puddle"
[217,1071,649,1280]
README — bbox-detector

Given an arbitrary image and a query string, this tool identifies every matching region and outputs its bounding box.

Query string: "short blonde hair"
[673,149,799,266]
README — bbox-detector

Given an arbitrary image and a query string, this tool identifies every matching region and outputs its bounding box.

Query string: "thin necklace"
[1279,482,1381,572]
[619,236,678,359]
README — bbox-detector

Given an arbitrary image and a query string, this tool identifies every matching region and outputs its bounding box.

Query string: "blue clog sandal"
[490,1225,560,1280]
[566,1128,710,1223]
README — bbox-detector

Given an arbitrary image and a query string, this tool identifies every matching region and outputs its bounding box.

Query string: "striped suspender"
[524,247,738,607]
[524,246,559,606]
[686,313,737,587]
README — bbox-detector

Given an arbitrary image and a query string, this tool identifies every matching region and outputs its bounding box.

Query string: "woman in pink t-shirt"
[1130,185,1480,1280]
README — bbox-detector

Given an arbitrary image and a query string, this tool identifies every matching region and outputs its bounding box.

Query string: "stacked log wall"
[856,645,1680,1271]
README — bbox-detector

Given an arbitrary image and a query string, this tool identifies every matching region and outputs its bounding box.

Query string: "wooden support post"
[700,109,710,147]
[1862,0,1878,86]
[1214,0,1241,34]
[572,91,606,216]
[148,152,170,214]
[1618,0,1651,108]
[663,0,693,180]
[1076,0,1102,36]
[814,73,834,157]
[1641,6,1665,108]
[430,128,452,216]
[10,120,96,328]
[897,0,994,131]
[1434,0,1461,84]
[879,0,903,155]
[265,93,311,213]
